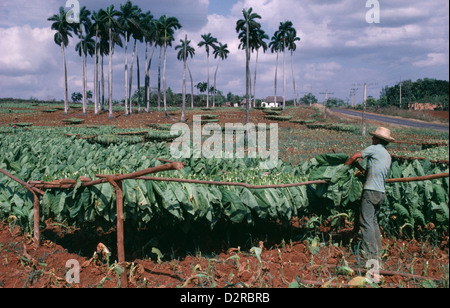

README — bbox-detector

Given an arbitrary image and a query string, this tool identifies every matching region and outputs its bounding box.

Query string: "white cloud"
[345,24,423,48]
[413,53,449,67]
[304,62,343,81]
[0,25,56,75]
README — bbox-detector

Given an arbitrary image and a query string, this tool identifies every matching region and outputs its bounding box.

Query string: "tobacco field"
[1,126,448,238]
[0,105,449,288]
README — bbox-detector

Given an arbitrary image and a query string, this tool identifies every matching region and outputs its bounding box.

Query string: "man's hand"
[345,152,362,166]
[345,152,366,176]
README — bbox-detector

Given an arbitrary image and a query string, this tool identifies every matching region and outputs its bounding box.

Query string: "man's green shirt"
[361,144,391,193]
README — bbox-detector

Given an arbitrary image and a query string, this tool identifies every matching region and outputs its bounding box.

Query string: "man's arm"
[345,152,362,166]
[345,152,366,175]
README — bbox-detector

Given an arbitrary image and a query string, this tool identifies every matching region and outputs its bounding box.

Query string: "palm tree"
[176,35,188,122]
[157,15,182,117]
[274,21,295,110]
[198,33,218,109]
[75,33,95,111]
[251,29,268,107]
[48,7,73,114]
[176,36,196,119]
[286,29,301,106]
[91,10,105,115]
[118,1,141,116]
[196,81,208,104]
[236,7,261,129]
[75,6,91,114]
[212,42,230,108]
[127,10,144,114]
[101,5,121,119]
[176,39,196,109]
[269,34,283,108]
[140,12,156,112]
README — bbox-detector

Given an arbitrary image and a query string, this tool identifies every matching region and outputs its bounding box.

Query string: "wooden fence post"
[106,176,128,287]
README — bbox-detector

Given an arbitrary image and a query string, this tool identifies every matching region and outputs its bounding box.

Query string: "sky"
[0,0,448,104]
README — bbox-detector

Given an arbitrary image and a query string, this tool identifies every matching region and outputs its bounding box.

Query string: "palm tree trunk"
[83,49,87,114]
[128,39,137,114]
[108,28,113,119]
[163,41,168,117]
[94,31,99,115]
[283,40,286,110]
[253,49,259,108]
[124,32,129,116]
[137,54,141,113]
[274,52,279,107]
[101,54,105,111]
[245,21,250,141]
[188,64,194,108]
[291,50,297,106]
[206,52,210,108]
[145,42,156,113]
[181,35,187,122]
[157,46,162,111]
[61,44,69,114]
[213,60,220,108]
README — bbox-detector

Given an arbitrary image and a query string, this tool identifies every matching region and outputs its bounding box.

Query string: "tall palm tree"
[176,37,196,118]
[75,33,95,112]
[198,33,218,109]
[74,6,91,114]
[275,21,295,110]
[48,7,73,114]
[91,10,105,115]
[127,10,144,114]
[101,5,121,119]
[157,15,182,117]
[236,8,261,129]
[118,1,141,116]
[251,29,268,107]
[269,34,283,108]
[212,42,230,108]
[140,12,156,113]
[286,29,301,106]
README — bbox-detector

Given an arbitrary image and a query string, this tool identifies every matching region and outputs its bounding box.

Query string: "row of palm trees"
[49,1,187,118]
[48,3,300,121]
[235,8,300,128]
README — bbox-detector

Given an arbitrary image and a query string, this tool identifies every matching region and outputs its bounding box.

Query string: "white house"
[261,96,283,108]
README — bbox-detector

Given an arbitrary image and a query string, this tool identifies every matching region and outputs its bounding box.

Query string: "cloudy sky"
[0,0,448,104]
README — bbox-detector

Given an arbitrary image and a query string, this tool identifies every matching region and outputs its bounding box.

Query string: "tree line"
[48,2,301,122]
[378,78,449,111]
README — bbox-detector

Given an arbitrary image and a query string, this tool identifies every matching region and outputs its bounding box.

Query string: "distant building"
[408,102,438,111]
[240,99,250,107]
[261,96,283,108]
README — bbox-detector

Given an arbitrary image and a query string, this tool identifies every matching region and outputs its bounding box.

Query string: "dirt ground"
[0,218,448,288]
[1,105,449,288]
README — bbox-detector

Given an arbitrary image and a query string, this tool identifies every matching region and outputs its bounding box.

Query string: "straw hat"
[369,127,395,143]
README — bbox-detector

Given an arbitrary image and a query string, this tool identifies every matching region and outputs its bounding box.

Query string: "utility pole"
[301,86,314,106]
[362,83,367,136]
[350,88,358,108]
[319,89,334,119]
[353,82,377,136]
[399,78,402,109]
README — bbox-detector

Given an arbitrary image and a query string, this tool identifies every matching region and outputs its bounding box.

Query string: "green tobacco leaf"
[314,153,349,166]
[221,188,245,223]
[330,164,352,184]
[431,201,449,222]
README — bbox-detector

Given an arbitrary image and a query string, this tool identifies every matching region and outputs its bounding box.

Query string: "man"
[345,127,395,261]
